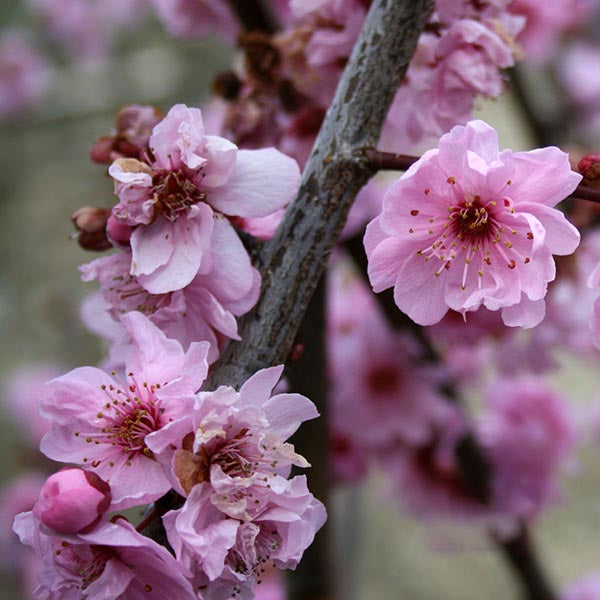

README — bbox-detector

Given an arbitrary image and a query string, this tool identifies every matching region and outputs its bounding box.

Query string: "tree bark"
[205,0,435,391]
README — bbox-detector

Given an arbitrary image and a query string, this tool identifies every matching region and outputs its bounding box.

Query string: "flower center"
[456,203,490,238]
[107,272,171,316]
[151,169,206,222]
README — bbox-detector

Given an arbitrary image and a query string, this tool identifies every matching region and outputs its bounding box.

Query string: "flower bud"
[578,153,600,182]
[106,214,133,247]
[33,468,111,534]
[71,206,111,251]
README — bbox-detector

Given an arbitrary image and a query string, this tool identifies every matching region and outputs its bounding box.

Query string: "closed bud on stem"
[578,153,600,182]
[70,206,111,251]
[33,468,112,534]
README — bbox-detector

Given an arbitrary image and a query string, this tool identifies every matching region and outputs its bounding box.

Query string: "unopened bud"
[578,154,600,182]
[33,468,111,534]
[71,206,111,251]
[106,214,133,247]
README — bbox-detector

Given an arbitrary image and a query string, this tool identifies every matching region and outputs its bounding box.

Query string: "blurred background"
[2,1,600,599]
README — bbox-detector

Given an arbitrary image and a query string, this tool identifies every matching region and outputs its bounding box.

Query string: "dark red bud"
[578,153,600,182]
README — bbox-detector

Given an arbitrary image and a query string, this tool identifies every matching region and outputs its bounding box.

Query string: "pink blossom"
[2,364,63,446]
[0,474,45,595]
[365,120,581,327]
[27,0,146,61]
[383,15,522,151]
[13,513,197,599]
[510,0,594,63]
[478,377,575,520]
[108,104,300,293]
[330,309,453,450]
[32,469,111,535]
[148,0,238,42]
[39,312,210,510]
[80,241,259,364]
[562,573,600,600]
[162,478,325,599]
[146,365,319,515]
[0,29,50,119]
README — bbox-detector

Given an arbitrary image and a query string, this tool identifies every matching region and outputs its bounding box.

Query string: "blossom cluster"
[13,313,325,599]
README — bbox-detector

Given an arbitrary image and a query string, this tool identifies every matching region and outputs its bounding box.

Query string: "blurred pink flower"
[562,573,600,600]
[148,0,238,42]
[0,29,50,119]
[478,377,575,520]
[365,120,581,327]
[2,363,63,446]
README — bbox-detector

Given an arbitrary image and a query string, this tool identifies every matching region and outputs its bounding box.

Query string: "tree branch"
[205,0,435,390]
[494,525,557,600]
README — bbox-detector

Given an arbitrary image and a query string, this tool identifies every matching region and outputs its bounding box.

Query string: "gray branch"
[205,0,435,390]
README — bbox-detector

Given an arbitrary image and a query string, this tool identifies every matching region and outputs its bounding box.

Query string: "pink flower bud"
[106,214,133,246]
[578,154,600,182]
[32,468,111,534]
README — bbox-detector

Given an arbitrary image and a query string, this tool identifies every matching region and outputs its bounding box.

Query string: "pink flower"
[80,242,259,364]
[146,365,319,516]
[32,468,111,535]
[562,573,600,600]
[330,309,453,450]
[0,29,50,119]
[162,478,325,599]
[478,377,575,520]
[13,513,197,599]
[0,474,45,595]
[1,364,62,446]
[27,0,145,61]
[510,0,594,63]
[148,0,238,42]
[39,312,210,510]
[108,104,300,293]
[365,120,581,327]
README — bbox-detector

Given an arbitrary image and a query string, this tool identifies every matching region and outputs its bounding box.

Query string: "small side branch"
[494,525,557,600]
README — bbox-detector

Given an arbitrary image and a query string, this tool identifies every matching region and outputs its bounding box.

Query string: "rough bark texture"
[205,0,435,391]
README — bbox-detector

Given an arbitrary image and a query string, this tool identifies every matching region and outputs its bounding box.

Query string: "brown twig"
[494,525,557,600]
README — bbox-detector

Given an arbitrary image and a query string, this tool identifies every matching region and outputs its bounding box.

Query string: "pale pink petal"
[137,203,214,293]
[208,149,300,218]
[501,297,546,328]
[510,147,582,207]
[201,135,238,187]
[120,312,185,382]
[262,393,319,439]
[239,366,285,404]
[130,219,174,276]
[516,201,580,255]
[393,256,449,325]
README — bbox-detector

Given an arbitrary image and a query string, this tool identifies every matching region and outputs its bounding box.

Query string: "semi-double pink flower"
[365,120,581,327]
[108,103,300,294]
